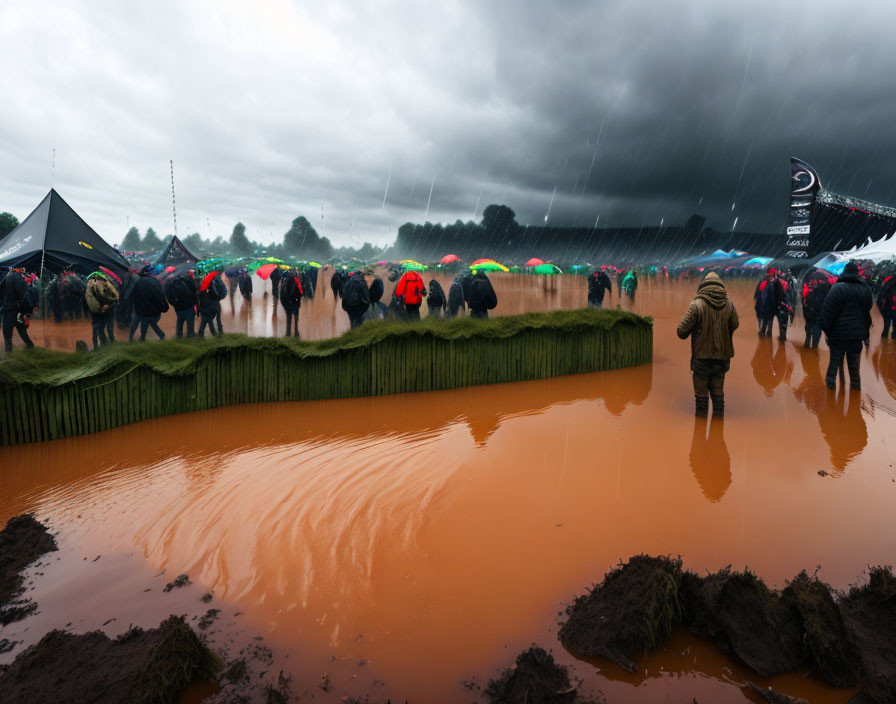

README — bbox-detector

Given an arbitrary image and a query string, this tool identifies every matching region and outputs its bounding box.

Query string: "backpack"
[341,275,370,311]
[369,277,384,304]
[428,280,445,307]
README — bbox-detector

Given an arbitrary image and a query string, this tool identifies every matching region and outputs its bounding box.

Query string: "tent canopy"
[151,235,200,267]
[0,189,128,274]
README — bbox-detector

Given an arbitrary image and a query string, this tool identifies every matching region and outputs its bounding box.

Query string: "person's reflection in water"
[872,344,896,401]
[818,387,868,472]
[689,416,731,502]
[751,337,792,397]
[794,349,868,472]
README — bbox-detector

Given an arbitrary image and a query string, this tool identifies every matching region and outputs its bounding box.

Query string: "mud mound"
[781,571,860,687]
[841,566,896,704]
[688,568,805,677]
[0,514,57,625]
[485,647,577,704]
[558,555,683,672]
[0,615,221,704]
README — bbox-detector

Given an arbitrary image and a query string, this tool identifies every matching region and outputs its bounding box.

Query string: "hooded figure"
[330,269,345,300]
[468,271,498,319]
[818,261,873,390]
[427,280,447,318]
[279,268,303,336]
[447,274,466,318]
[1,268,36,352]
[587,269,612,308]
[754,268,783,336]
[368,276,387,319]
[341,271,370,329]
[129,265,169,341]
[86,271,120,349]
[677,271,739,417]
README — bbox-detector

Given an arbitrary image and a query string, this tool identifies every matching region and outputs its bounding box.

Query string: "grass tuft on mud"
[558,555,684,672]
[561,556,896,702]
[484,646,578,704]
[0,514,57,625]
[0,615,221,704]
[0,308,651,387]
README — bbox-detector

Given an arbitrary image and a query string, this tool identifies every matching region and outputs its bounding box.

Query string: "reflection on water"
[689,417,731,502]
[1,278,893,704]
[872,343,896,400]
[750,336,792,396]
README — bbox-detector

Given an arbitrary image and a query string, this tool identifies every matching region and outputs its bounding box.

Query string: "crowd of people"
[1,260,892,409]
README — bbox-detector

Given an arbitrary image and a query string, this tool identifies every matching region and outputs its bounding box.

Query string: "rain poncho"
[677,272,739,360]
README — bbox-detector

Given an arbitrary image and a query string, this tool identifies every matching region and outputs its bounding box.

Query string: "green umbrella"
[470,261,509,273]
[533,263,562,275]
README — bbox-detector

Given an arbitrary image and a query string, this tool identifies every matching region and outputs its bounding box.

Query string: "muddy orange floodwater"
[2,276,895,703]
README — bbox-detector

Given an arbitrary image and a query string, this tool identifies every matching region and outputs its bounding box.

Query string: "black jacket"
[165,275,199,312]
[279,273,303,311]
[1,270,30,315]
[461,274,473,303]
[341,274,370,312]
[198,277,227,316]
[448,279,465,315]
[802,281,831,322]
[818,273,873,346]
[754,276,783,318]
[427,280,446,310]
[132,275,170,317]
[369,277,384,305]
[330,270,344,299]
[588,272,612,303]
[468,275,497,312]
[238,273,253,298]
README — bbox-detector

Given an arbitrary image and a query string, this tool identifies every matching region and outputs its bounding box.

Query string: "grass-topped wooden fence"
[0,308,652,445]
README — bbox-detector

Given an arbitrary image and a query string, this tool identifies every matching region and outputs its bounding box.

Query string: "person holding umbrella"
[279,268,303,337]
[197,271,227,337]
[129,265,168,341]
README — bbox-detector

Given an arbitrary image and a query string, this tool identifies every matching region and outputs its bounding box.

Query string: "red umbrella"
[165,265,176,273]
[441,254,460,264]
[256,263,279,280]
[200,271,219,292]
[525,257,544,267]
[99,266,122,285]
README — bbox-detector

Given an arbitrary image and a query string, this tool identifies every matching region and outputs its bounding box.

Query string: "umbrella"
[471,258,496,266]
[401,259,427,271]
[470,261,509,273]
[308,262,322,268]
[525,257,544,267]
[532,263,562,275]
[376,260,389,266]
[441,254,460,264]
[165,265,176,273]
[99,266,122,285]
[743,256,773,268]
[200,271,219,292]
[256,263,279,280]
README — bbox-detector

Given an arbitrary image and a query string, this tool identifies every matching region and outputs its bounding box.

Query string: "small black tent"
[0,189,128,274]
[151,235,200,267]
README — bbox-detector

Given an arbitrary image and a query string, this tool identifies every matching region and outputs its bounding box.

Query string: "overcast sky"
[1,0,895,247]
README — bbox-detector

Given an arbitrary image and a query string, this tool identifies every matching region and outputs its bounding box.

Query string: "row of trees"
[0,212,19,240]
[119,216,387,262]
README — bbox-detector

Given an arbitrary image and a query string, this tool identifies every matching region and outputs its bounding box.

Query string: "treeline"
[397,206,786,264]
[118,216,388,262]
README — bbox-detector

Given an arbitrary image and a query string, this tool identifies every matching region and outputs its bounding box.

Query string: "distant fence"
[0,309,652,445]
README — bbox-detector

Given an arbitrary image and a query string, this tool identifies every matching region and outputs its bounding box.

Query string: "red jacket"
[395,271,426,305]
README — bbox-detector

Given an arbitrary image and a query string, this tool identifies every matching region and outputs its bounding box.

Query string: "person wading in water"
[677,271,739,417]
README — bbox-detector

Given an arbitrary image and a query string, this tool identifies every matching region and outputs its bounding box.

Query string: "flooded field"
[2,276,895,703]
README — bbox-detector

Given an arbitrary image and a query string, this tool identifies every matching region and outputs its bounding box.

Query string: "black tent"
[0,189,128,274]
[151,235,200,267]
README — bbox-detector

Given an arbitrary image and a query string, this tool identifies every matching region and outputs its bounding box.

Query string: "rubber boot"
[711,394,724,418]
[695,395,709,417]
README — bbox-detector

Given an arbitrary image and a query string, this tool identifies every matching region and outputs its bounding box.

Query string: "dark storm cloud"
[1,0,895,248]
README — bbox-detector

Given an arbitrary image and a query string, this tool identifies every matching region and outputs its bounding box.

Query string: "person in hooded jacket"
[368,276,387,319]
[279,268,303,336]
[165,270,199,338]
[427,280,447,318]
[1,267,36,352]
[468,271,498,319]
[330,269,345,300]
[198,273,228,337]
[394,270,426,320]
[876,274,896,340]
[447,274,466,318]
[85,271,120,348]
[676,271,739,417]
[775,270,796,341]
[802,273,833,348]
[341,271,370,329]
[270,266,283,313]
[213,274,227,334]
[129,265,169,341]
[587,269,612,308]
[754,268,783,337]
[818,262,873,390]
[237,269,253,303]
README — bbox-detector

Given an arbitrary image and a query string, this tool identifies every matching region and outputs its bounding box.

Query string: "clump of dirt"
[0,514,57,625]
[840,566,896,704]
[688,567,805,677]
[0,615,221,704]
[163,573,191,592]
[781,571,860,687]
[745,681,809,703]
[558,555,684,672]
[484,646,578,704]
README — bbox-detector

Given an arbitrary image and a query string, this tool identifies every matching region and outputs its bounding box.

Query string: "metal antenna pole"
[170,160,178,237]
[51,148,55,188]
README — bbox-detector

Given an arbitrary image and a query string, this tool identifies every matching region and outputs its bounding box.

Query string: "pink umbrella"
[525,258,544,267]
[441,254,460,264]
[256,263,279,280]
[165,265,176,273]
[376,260,388,266]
